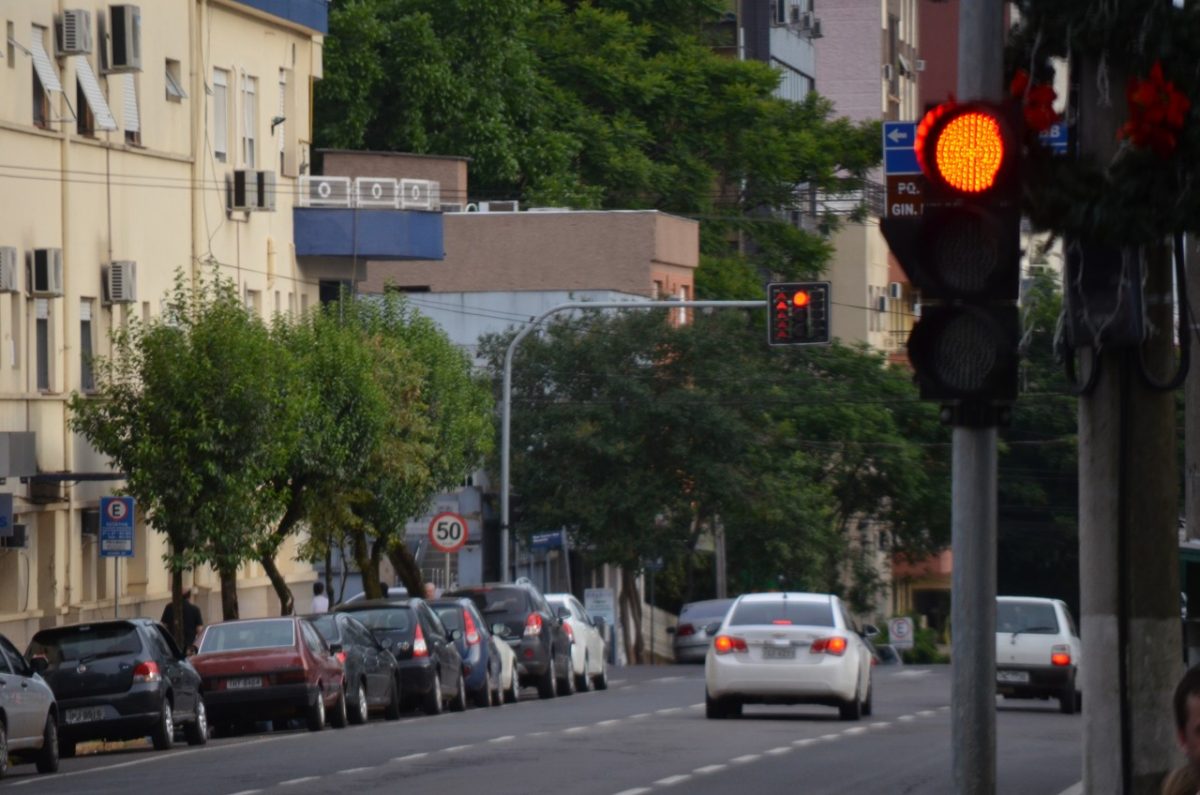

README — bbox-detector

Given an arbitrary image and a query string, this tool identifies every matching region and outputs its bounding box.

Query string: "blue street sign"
[99,496,135,558]
[530,530,563,551]
[883,121,920,175]
[0,493,12,538]
[1039,122,1069,155]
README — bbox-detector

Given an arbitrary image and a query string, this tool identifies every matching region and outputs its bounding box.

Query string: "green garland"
[1008,1,1200,244]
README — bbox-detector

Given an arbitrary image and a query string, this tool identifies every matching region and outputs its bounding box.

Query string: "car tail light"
[771,619,793,625]
[562,621,574,642]
[1051,645,1072,666]
[274,669,307,685]
[413,624,429,658]
[524,613,543,638]
[463,610,481,646]
[676,623,695,637]
[713,635,748,655]
[132,660,161,683]
[336,651,347,664]
[810,636,848,656]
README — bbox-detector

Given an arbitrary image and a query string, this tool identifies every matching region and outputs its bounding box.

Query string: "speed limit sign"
[428,512,469,553]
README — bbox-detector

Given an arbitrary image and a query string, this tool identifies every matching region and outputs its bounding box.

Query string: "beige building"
[0,0,339,648]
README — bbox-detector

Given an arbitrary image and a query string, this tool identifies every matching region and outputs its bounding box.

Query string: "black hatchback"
[26,618,207,756]
[306,612,403,723]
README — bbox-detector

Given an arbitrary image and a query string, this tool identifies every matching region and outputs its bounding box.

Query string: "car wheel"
[59,738,76,759]
[1059,680,1078,715]
[330,685,349,728]
[384,677,402,721]
[839,683,863,721]
[558,651,576,697]
[862,681,873,717]
[350,681,369,725]
[472,673,493,709]
[0,719,9,778]
[35,714,59,774]
[705,690,740,719]
[576,653,593,693]
[306,689,327,731]
[506,669,521,704]
[184,697,209,746]
[537,656,558,700]
[151,700,175,750]
[450,672,468,712]
[422,672,444,716]
[593,659,608,691]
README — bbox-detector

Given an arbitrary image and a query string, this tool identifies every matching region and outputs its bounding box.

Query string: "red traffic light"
[915,101,1017,197]
[792,290,811,308]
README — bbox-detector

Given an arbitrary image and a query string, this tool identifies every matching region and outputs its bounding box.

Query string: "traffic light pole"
[951,3,1004,794]
[500,300,766,581]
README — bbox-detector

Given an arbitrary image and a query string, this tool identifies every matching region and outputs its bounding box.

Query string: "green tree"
[69,270,290,637]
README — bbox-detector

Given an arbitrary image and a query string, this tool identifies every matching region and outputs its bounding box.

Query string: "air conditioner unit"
[107,5,141,73]
[28,249,63,297]
[103,261,137,304]
[882,63,895,82]
[889,281,903,299]
[915,59,926,72]
[229,169,256,212]
[255,170,276,212]
[0,524,27,549]
[797,10,814,31]
[809,18,823,39]
[399,179,436,210]
[299,175,351,208]
[354,177,398,208]
[0,247,18,293]
[57,9,93,56]
[478,200,519,213]
[877,295,889,312]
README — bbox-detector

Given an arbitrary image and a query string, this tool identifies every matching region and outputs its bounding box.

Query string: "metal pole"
[951,426,997,795]
[500,300,765,581]
[114,556,119,619]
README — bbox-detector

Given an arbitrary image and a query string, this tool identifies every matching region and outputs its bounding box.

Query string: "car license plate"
[762,646,795,660]
[997,670,1029,684]
[65,707,104,724]
[226,676,263,690]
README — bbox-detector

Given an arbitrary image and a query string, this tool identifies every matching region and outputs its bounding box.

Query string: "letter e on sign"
[428,512,469,553]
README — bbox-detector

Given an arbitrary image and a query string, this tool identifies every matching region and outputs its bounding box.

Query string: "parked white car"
[546,593,609,692]
[704,592,876,720]
[489,628,521,704]
[0,632,58,777]
[996,596,1082,714]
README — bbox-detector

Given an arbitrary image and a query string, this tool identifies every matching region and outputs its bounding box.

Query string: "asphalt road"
[1,665,1081,795]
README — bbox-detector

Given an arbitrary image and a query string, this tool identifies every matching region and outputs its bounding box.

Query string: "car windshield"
[457,589,530,622]
[681,600,733,621]
[308,615,340,644]
[341,608,413,632]
[199,620,296,653]
[728,600,834,627]
[28,623,141,665]
[997,602,1059,634]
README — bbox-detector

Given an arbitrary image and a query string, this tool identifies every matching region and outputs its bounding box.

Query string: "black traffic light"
[767,282,831,347]
[880,100,1022,410]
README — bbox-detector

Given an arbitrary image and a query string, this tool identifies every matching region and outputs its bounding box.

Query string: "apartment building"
[0,1,442,647]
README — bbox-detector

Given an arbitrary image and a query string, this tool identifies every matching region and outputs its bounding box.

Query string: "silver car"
[0,632,58,777]
[670,598,734,663]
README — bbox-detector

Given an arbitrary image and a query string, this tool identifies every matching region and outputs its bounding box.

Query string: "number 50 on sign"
[428,512,469,553]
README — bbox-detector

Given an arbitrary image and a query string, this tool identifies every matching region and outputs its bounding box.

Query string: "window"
[10,293,21,369]
[122,74,140,145]
[212,68,228,161]
[35,298,50,392]
[165,58,186,101]
[652,280,663,299]
[75,57,116,133]
[242,74,257,168]
[6,21,14,68]
[887,15,900,97]
[278,69,287,172]
[75,79,95,135]
[80,299,95,391]
[245,289,261,316]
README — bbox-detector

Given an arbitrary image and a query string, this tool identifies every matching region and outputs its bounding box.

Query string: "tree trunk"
[171,567,185,650]
[387,543,425,596]
[351,528,381,599]
[260,554,294,616]
[324,543,333,598]
[219,566,240,620]
[619,567,644,664]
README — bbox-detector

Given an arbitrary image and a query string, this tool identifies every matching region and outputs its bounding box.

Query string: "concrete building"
[0,0,442,648]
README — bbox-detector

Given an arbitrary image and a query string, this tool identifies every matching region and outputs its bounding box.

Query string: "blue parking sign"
[99,496,135,558]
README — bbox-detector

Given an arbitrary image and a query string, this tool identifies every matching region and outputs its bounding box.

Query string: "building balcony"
[293,176,444,260]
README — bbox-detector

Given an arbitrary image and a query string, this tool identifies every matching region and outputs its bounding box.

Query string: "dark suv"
[446,581,573,699]
[26,618,206,757]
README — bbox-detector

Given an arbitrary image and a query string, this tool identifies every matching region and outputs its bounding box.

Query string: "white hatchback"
[995,596,1082,714]
[546,593,608,692]
[704,592,876,720]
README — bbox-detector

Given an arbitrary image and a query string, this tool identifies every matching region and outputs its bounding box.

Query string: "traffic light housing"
[767,282,830,346]
[880,100,1022,414]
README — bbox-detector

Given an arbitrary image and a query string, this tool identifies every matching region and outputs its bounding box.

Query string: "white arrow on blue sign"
[883,121,920,175]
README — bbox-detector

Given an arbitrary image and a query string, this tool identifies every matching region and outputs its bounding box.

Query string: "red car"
[190,617,347,734]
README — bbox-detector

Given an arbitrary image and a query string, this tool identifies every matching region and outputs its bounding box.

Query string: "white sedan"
[546,593,608,692]
[704,592,876,720]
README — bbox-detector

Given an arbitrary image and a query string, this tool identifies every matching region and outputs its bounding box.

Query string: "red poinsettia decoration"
[1119,61,1191,158]
[1009,69,1059,133]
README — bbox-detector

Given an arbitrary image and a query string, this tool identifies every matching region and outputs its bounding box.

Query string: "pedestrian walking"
[1165,666,1200,794]
[161,588,204,651]
[311,581,330,613]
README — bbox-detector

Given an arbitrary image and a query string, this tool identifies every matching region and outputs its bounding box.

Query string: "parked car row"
[0,579,610,778]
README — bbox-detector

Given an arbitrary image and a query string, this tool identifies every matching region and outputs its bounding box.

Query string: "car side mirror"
[665,626,676,635]
[448,628,463,641]
[492,623,509,638]
[328,643,343,656]
[593,617,606,633]
[30,656,49,675]
[556,606,572,620]
[862,624,880,638]
[704,622,721,636]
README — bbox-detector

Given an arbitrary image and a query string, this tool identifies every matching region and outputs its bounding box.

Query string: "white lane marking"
[280,777,320,787]
[843,727,868,735]
[655,774,692,786]
[564,726,588,734]
[596,719,621,727]
[898,714,916,722]
[766,746,792,756]
[630,712,650,719]
[657,707,682,714]
[1056,784,1083,795]
[689,703,704,710]
[612,789,652,795]
[652,676,683,683]
[731,753,762,764]
[442,744,472,753]
[694,764,728,775]
[793,738,816,747]
[870,721,891,730]
[393,752,428,762]
[338,767,373,775]
[489,735,516,743]
[608,679,627,686]
[529,731,549,737]
[894,669,931,678]
[917,709,937,717]
[819,733,840,741]
[227,791,262,795]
